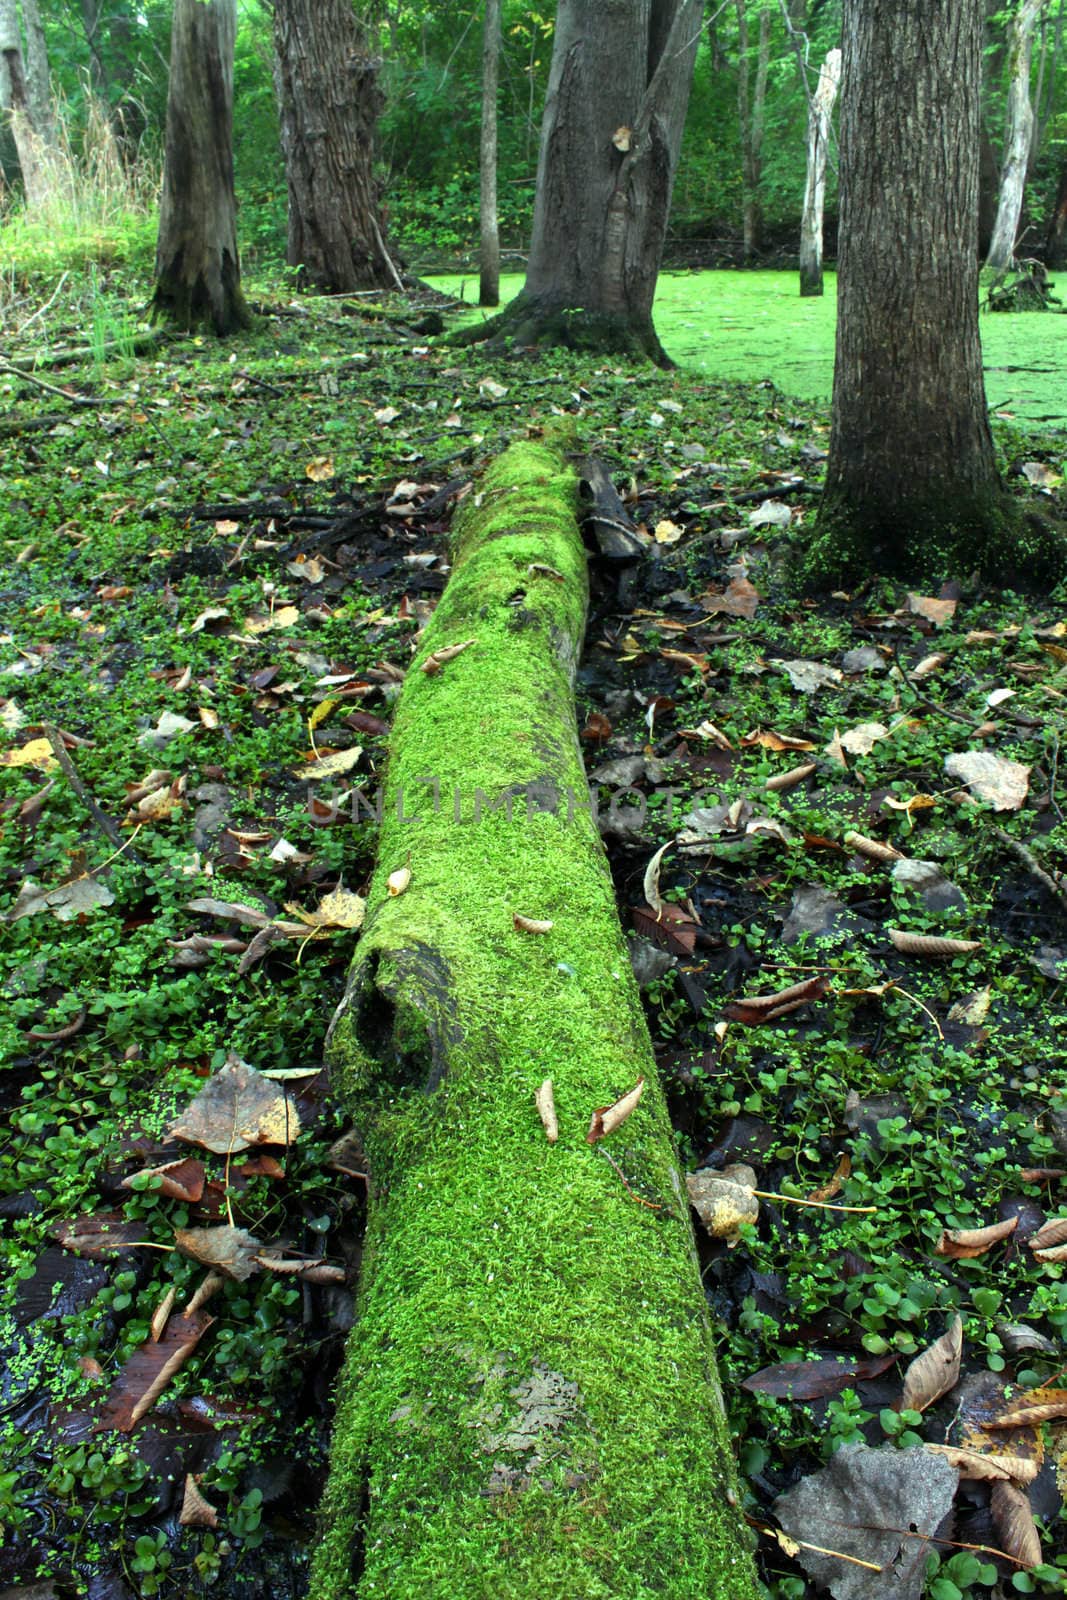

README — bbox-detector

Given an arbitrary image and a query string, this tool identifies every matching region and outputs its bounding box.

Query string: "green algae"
[310,436,758,1600]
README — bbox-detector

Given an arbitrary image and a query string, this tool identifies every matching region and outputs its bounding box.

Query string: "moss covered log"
[311,433,758,1600]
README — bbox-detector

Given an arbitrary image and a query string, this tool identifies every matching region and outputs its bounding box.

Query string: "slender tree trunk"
[21,0,55,145]
[0,0,49,208]
[798,46,840,295]
[151,0,250,335]
[978,118,999,258]
[479,0,501,306]
[309,431,760,1600]
[272,0,400,294]
[453,0,703,366]
[986,0,1047,273]
[814,0,1009,581]
[736,1,770,259]
[1045,158,1067,267]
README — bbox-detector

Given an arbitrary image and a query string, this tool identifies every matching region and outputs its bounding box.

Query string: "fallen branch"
[994,825,1067,916]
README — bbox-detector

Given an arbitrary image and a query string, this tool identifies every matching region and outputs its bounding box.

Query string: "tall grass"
[0,93,160,288]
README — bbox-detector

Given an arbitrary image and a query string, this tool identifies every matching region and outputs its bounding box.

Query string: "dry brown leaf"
[807,1153,851,1204]
[587,1076,645,1144]
[987,1394,1067,1427]
[285,888,366,931]
[947,985,993,1025]
[0,736,56,769]
[935,1215,1018,1259]
[765,762,816,793]
[1028,1216,1067,1251]
[421,639,475,675]
[723,974,829,1025]
[305,455,335,481]
[703,576,759,619]
[922,1444,1039,1484]
[169,1057,301,1154]
[990,1480,1042,1569]
[122,1157,206,1204]
[741,729,816,752]
[944,751,1030,812]
[643,841,671,916]
[96,1309,214,1431]
[1033,1242,1067,1263]
[840,722,891,756]
[888,929,982,958]
[823,729,848,767]
[179,1475,219,1529]
[687,1163,759,1245]
[149,1287,176,1343]
[298,746,363,780]
[907,593,957,627]
[911,652,947,678]
[900,1314,963,1412]
[52,1210,144,1257]
[844,831,904,863]
[174,1225,263,1282]
[514,914,553,934]
[183,1271,225,1318]
[535,1078,559,1143]
[883,792,938,817]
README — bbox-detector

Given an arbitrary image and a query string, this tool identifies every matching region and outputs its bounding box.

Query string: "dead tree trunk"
[0,0,50,209]
[151,0,249,335]
[479,0,501,306]
[798,46,841,295]
[986,0,1047,275]
[310,433,759,1600]
[272,0,400,293]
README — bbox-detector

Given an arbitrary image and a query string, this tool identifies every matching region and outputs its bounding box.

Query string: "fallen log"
[311,430,758,1600]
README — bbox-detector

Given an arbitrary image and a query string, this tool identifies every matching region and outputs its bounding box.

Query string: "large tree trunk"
[0,0,51,209]
[479,0,501,306]
[151,0,249,335]
[813,0,1008,582]
[453,0,703,366]
[985,0,1047,274]
[798,46,840,296]
[272,0,400,294]
[20,0,55,145]
[736,0,770,260]
[309,434,759,1600]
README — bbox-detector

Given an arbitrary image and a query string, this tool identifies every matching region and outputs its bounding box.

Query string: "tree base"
[798,268,824,297]
[151,251,252,337]
[446,291,674,368]
[796,490,1067,590]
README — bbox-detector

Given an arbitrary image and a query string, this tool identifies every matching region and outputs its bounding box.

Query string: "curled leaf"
[899,1314,963,1413]
[935,1215,1018,1259]
[587,1076,645,1144]
[844,831,903,863]
[765,762,816,793]
[643,841,671,916]
[923,1443,1039,1484]
[888,929,982,958]
[421,639,475,675]
[990,1480,1042,1569]
[387,865,411,897]
[514,914,553,934]
[535,1079,559,1144]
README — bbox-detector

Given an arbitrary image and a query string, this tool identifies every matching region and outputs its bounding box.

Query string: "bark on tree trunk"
[736,0,770,260]
[452,0,703,366]
[978,118,999,259]
[151,0,249,335]
[986,0,1047,274]
[0,0,51,209]
[21,0,55,145]
[479,0,501,306]
[1045,158,1067,267]
[798,46,840,296]
[272,0,400,294]
[813,0,1010,581]
[309,433,760,1600]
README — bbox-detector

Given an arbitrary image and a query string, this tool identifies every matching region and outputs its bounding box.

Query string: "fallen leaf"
[741,729,816,752]
[748,499,792,529]
[0,736,56,769]
[1030,1216,1067,1250]
[421,639,475,675]
[808,1152,852,1203]
[96,1309,214,1431]
[138,710,196,747]
[478,377,508,399]
[986,1390,1067,1428]
[612,124,631,151]
[286,888,366,931]
[907,593,957,627]
[742,1352,896,1401]
[944,750,1030,811]
[244,606,300,634]
[514,914,553,934]
[899,1315,963,1412]
[824,729,848,767]
[52,1210,144,1257]
[722,974,829,1025]
[122,1158,206,1204]
[888,929,982,957]
[581,711,613,742]
[990,1479,1042,1568]
[169,1057,301,1154]
[587,1077,645,1144]
[947,985,992,1025]
[844,832,904,863]
[774,658,843,693]
[388,865,411,897]
[1020,461,1062,489]
[174,1225,263,1282]
[686,1163,759,1245]
[305,455,335,481]
[298,746,362,780]
[535,1078,558,1143]
[631,901,697,955]
[642,841,671,916]
[7,873,115,923]
[774,1443,958,1600]
[373,406,399,425]
[911,652,947,678]
[935,1215,1018,1258]
[839,722,890,756]
[179,1475,219,1529]
[654,518,684,544]
[923,1443,1039,1484]
[703,576,759,619]
[765,761,817,793]
[883,793,937,818]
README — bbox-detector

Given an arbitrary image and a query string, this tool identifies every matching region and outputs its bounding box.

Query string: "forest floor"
[1,272,1067,1600]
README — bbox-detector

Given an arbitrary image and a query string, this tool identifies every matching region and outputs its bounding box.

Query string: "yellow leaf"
[305,456,335,482]
[0,737,56,769]
[654,519,684,545]
[298,746,362,780]
[309,699,338,734]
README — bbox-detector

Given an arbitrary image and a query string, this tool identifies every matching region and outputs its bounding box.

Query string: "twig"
[42,723,135,854]
[600,1149,663,1210]
[994,825,1067,915]
[0,361,98,408]
[18,270,69,333]
[752,1190,877,1215]
[890,643,980,729]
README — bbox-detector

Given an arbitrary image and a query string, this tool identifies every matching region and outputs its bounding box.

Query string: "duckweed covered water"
[433,268,1067,427]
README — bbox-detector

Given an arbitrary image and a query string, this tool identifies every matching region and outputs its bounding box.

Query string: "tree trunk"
[0,0,50,208]
[20,0,55,145]
[151,0,249,335]
[798,46,840,295]
[1045,159,1067,267]
[978,118,999,259]
[479,0,501,306]
[309,433,760,1600]
[985,0,1047,274]
[272,0,400,294]
[813,0,1009,582]
[736,0,770,260]
[453,0,703,366]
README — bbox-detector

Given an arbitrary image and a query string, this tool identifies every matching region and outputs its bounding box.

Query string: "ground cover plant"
[1,269,1067,1598]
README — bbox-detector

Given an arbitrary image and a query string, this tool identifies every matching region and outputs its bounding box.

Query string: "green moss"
[312,438,757,1599]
